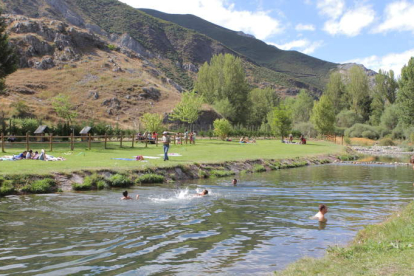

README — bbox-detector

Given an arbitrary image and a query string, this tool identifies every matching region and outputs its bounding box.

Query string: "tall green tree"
[0,9,18,92]
[195,54,250,124]
[291,89,314,123]
[52,94,78,125]
[248,87,279,126]
[370,69,398,125]
[325,72,347,114]
[311,95,335,134]
[141,113,164,133]
[397,57,414,126]
[268,104,292,141]
[345,66,371,121]
[169,91,203,127]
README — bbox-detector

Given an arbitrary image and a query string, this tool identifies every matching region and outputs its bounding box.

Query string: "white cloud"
[323,5,375,36]
[346,48,414,75]
[375,0,414,34]
[317,0,345,20]
[295,23,315,31]
[118,0,283,40]
[270,39,323,54]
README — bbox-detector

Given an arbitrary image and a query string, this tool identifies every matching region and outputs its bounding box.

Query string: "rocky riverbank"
[0,154,345,196]
[351,145,414,157]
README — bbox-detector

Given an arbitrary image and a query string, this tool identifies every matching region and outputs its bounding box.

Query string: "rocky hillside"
[1,14,184,127]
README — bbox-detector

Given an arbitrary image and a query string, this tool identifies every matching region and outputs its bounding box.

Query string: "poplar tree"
[345,66,371,121]
[169,91,203,127]
[268,104,292,141]
[325,72,347,114]
[370,70,398,125]
[397,57,414,126]
[311,95,335,134]
[0,9,18,92]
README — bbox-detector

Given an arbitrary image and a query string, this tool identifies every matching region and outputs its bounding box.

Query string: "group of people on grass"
[239,137,256,144]
[14,149,47,160]
[136,132,158,144]
[175,130,196,145]
[283,134,307,144]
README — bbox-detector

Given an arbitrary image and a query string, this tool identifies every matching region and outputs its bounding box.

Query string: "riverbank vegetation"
[278,201,414,275]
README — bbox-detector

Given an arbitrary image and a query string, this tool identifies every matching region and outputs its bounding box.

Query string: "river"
[0,163,413,275]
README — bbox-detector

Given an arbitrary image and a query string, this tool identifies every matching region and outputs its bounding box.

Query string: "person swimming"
[196,189,208,196]
[232,179,237,186]
[121,190,134,200]
[312,204,328,222]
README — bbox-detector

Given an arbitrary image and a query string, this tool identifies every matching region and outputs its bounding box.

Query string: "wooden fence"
[0,133,197,153]
[323,134,344,145]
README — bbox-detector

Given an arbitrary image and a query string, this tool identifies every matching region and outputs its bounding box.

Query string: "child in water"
[232,179,237,186]
[312,204,328,222]
[196,189,208,196]
[121,191,139,200]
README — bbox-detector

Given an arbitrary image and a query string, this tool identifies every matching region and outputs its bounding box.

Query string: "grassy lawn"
[278,202,414,276]
[0,139,344,175]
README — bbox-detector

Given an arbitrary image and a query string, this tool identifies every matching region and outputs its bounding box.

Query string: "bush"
[344,136,351,145]
[379,138,395,146]
[391,124,404,140]
[0,180,15,196]
[336,110,364,128]
[109,174,133,187]
[136,174,164,184]
[29,179,56,193]
[213,119,232,140]
[292,122,317,138]
[72,182,92,191]
[345,124,379,139]
[82,174,108,190]
[210,170,235,177]
[253,164,266,172]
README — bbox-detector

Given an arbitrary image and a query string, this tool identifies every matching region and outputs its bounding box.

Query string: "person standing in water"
[162,131,171,161]
[121,191,139,200]
[312,204,328,222]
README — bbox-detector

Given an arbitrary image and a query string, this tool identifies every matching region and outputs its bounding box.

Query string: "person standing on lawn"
[162,131,171,161]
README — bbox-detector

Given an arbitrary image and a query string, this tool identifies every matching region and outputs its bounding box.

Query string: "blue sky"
[119,0,414,75]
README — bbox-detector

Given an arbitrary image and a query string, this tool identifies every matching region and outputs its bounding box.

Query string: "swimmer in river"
[232,179,237,186]
[196,189,208,196]
[311,204,328,222]
[121,190,139,200]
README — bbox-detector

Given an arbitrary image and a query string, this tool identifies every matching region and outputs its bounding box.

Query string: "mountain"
[140,8,337,90]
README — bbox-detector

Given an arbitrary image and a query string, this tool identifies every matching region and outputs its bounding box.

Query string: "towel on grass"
[112,158,148,162]
[134,156,160,159]
[158,153,182,157]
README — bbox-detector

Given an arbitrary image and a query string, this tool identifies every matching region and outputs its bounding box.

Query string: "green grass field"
[278,201,414,276]
[0,139,344,175]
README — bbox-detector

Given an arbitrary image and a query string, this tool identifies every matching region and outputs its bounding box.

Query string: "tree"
[397,57,414,126]
[10,100,30,118]
[52,94,78,125]
[370,69,398,125]
[195,54,250,124]
[345,66,371,121]
[291,89,314,123]
[0,9,18,92]
[140,113,164,133]
[248,87,279,126]
[169,91,203,127]
[325,72,347,114]
[213,118,232,140]
[311,95,335,134]
[336,109,363,128]
[268,104,292,141]
[380,104,400,131]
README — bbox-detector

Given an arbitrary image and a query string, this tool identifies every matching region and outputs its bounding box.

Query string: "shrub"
[379,138,395,146]
[72,182,92,191]
[30,179,56,193]
[336,110,363,128]
[292,122,317,138]
[0,180,15,196]
[213,119,232,140]
[345,124,379,139]
[210,170,235,177]
[344,136,351,145]
[109,174,133,187]
[136,174,164,184]
[83,174,108,190]
[253,164,266,172]
[107,44,117,51]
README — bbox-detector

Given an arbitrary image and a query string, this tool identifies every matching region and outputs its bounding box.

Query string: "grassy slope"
[140,8,337,89]
[0,140,343,175]
[278,202,414,275]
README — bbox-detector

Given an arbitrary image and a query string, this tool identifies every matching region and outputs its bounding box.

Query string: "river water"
[1,164,413,275]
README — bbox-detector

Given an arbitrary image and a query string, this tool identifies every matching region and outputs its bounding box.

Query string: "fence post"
[120,134,123,148]
[1,133,4,153]
[104,134,107,149]
[50,133,53,152]
[88,133,91,150]
[145,138,148,148]
[71,133,74,151]
[342,135,344,146]
[26,132,29,151]
[155,134,158,147]
[131,134,135,148]
[174,135,176,145]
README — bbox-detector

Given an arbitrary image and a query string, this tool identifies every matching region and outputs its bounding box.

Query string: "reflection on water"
[0,164,413,275]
